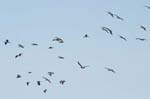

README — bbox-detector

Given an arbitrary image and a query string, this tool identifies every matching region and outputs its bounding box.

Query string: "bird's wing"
[77,61,83,67]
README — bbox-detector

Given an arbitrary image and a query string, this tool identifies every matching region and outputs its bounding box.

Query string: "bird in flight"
[60,80,66,85]
[101,27,113,35]
[140,25,146,31]
[118,35,127,41]
[48,46,53,49]
[42,77,52,84]
[144,5,150,9]
[31,43,38,46]
[114,14,124,21]
[26,82,30,86]
[136,38,146,41]
[107,11,114,17]
[52,37,64,43]
[18,44,24,48]
[4,39,10,45]
[37,81,41,86]
[28,72,32,74]
[48,72,54,76]
[77,61,89,69]
[105,67,116,73]
[43,89,47,93]
[16,74,21,78]
[58,56,64,59]
[83,34,89,38]
[15,53,22,58]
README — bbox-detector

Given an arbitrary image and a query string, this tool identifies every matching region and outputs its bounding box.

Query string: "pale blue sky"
[0,0,150,99]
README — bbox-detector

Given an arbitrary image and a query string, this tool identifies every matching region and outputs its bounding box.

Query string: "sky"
[0,0,150,99]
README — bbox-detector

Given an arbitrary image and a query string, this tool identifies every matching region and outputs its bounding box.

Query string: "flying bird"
[52,37,64,43]
[16,74,21,78]
[15,53,22,58]
[136,38,146,41]
[48,72,54,76]
[144,5,150,9]
[43,89,47,93]
[77,61,89,69]
[26,82,30,86]
[118,35,127,41]
[42,77,52,84]
[37,81,41,86]
[114,14,124,21]
[60,80,66,85]
[31,43,38,46]
[4,39,10,45]
[28,72,32,74]
[105,67,116,73]
[18,44,24,48]
[48,46,53,49]
[58,56,64,59]
[140,25,146,31]
[83,34,89,38]
[107,11,114,17]
[101,27,113,35]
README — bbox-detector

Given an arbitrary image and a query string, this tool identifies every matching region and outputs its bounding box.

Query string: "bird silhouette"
[4,39,10,45]
[43,89,47,93]
[48,72,54,76]
[140,25,146,31]
[114,14,124,21]
[77,61,89,69]
[102,27,113,35]
[15,53,22,58]
[48,46,53,49]
[28,72,32,74]
[136,38,146,41]
[52,37,64,43]
[58,56,64,59]
[18,44,24,48]
[16,74,21,78]
[107,11,114,17]
[31,43,38,46]
[118,35,127,41]
[37,81,41,86]
[144,5,150,9]
[42,77,52,84]
[60,80,66,85]
[105,67,116,73]
[83,34,89,38]
[26,82,30,86]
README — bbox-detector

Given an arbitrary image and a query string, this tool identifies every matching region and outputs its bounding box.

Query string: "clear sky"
[0,0,150,99]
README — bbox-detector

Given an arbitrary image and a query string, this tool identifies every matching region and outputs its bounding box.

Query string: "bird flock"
[4,5,148,94]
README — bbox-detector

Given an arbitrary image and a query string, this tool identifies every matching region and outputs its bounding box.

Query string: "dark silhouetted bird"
[114,14,124,21]
[144,5,150,9]
[16,74,21,78]
[31,43,38,46]
[60,80,66,85]
[48,46,53,49]
[77,61,89,69]
[4,39,10,45]
[37,81,41,86]
[26,82,30,86]
[136,38,146,41]
[42,77,52,84]
[118,35,127,41]
[43,89,47,93]
[102,27,113,35]
[18,44,24,48]
[28,72,32,74]
[52,37,64,43]
[83,34,89,38]
[140,25,146,31]
[107,11,114,17]
[105,67,116,73]
[58,56,64,59]
[15,53,22,58]
[48,72,54,76]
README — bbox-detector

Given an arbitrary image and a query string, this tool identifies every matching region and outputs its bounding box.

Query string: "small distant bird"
[140,25,146,31]
[118,35,127,41]
[83,34,89,38]
[48,72,54,76]
[37,81,41,86]
[58,56,64,59]
[60,80,66,85]
[15,53,22,58]
[105,67,116,73]
[42,77,52,84]
[144,5,150,9]
[16,74,21,78]
[4,39,10,45]
[107,11,114,17]
[28,72,32,74]
[43,89,47,93]
[52,37,64,43]
[26,82,30,86]
[18,44,24,48]
[48,46,53,49]
[136,38,146,41]
[77,61,89,69]
[114,14,124,21]
[102,27,113,35]
[31,43,38,46]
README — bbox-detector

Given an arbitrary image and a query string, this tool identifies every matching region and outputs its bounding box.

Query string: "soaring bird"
[48,46,53,49]
[15,53,22,58]
[26,82,30,86]
[114,14,124,21]
[144,5,150,9]
[28,72,32,74]
[4,39,10,45]
[42,77,52,84]
[140,25,146,31]
[18,44,24,48]
[43,89,47,93]
[107,11,114,17]
[37,81,41,86]
[101,27,113,35]
[136,38,146,41]
[48,72,54,76]
[83,34,89,38]
[77,61,89,69]
[60,80,66,85]
[118,35,127,41]
[58,56,64,59]
[52,37,64,43]
[31,43,38,46]
[16,74,21,78]
[105,67,116,73]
